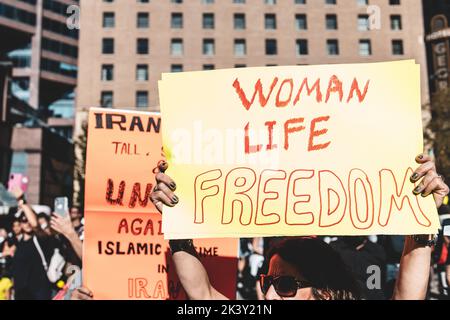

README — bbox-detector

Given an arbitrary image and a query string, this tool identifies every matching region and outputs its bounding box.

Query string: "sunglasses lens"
[274,277,297,297]
[260,275,272,295]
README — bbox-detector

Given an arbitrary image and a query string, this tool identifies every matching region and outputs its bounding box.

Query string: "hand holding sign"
[151,162,179,213]
[411,154,449,207]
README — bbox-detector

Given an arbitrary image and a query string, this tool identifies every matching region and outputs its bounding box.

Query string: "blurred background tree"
[428,88,450,181]
[73,120,87,210]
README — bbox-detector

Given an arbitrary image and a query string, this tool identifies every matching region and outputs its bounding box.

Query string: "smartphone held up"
[54,197,69,217]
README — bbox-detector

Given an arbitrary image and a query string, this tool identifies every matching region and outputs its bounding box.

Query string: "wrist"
[410,234,437,248]
[65,228,78,239]
[16,192,25,201]
[169,239,198,257]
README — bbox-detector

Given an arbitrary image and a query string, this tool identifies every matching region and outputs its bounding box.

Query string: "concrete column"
[0,62,12,122]
[29,0,44,110]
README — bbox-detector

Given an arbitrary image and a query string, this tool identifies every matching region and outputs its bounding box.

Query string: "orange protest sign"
[84,109,163,213]
[83,108,238,300]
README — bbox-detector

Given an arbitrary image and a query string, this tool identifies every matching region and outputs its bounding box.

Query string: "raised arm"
[170,240,227,300]
[12,187,38,229]
[392,154,449,300]
[150,162,227,300]
[393,236,432,300]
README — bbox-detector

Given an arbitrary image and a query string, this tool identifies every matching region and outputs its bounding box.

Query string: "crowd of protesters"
[1,155,450,300]
[0,187,83,300]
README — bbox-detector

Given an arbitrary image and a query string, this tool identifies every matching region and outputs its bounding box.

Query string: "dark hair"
[37,213,50,222]
[267,237,362,300]
[18,213,27,223]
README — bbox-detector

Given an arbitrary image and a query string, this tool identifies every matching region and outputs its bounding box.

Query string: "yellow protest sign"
[83,108,238,299]
[159,60,440,239]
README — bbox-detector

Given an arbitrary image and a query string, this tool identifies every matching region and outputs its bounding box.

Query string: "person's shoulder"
[34,230,57,247]
[34,229,50,240]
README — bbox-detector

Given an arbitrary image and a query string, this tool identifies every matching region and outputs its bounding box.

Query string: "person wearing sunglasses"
[257,236,362,299]
[150,154,449,300]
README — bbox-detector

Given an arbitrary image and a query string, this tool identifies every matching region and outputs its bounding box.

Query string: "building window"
[357,0,368,5]
[203,13,215,29]
[203,39,215,56]
[171,13,183,28]
[234,13,246,29]
[101,64,114,81]
[392,40,404,55]
[101,91,113,108]
[234,39,246,56]
[137,12,149,28]
[171,64,183,72]
[203,64,215,70]
[390,15,402,30]
[296,39,308,55]
[136,91,148,108]
[295,14,307,30]
[265,14,277,29]
[359,39,371,56]
[137,38,149,54]
[327,39,339,55]
[171,39,183,56]
[102,38,114,54]
[326,0,336,4]
[265,39,277,55]
[10,152,28,174]
[265,0,276,4]
[10,78,29,102]
[103,12,115,28]
[357,15,369,31]
[295,0,306,4]
[42,37,78,58]
[8,51,31,68]
[41,58,77,78]
[389,0,400,5]
[136,64,148,81]
[326,14,338,30]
